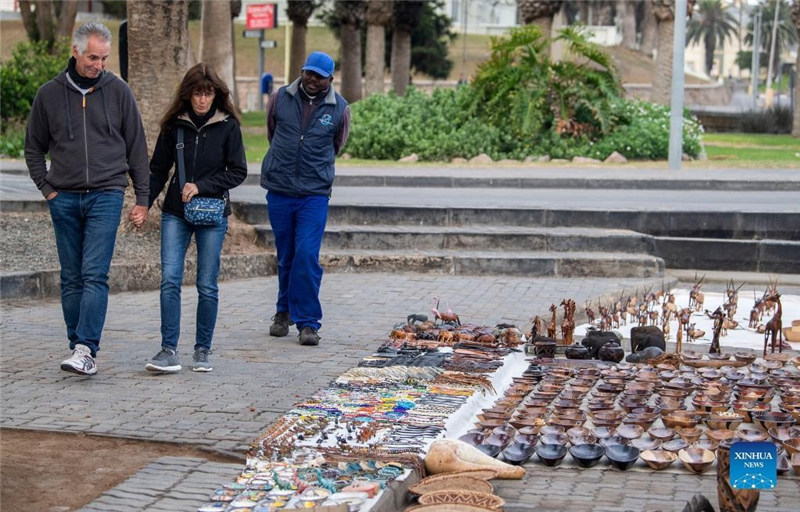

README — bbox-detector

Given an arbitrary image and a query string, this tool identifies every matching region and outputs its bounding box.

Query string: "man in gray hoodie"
[25,22,149,376]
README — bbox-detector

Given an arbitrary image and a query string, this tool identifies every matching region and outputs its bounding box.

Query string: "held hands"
[128,205,148,228]
[182,183,199,203]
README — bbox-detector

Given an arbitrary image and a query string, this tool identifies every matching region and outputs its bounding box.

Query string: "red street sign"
[246,3,277,30]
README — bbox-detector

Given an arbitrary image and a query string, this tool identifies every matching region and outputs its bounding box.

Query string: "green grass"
[700,133,800,165]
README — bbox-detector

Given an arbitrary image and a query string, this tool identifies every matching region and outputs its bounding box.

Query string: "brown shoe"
[299,326,320,346]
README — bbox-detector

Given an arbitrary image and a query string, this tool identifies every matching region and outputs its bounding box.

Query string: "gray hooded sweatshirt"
[25,68,149,205]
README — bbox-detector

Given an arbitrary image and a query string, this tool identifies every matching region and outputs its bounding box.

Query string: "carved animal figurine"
[584,301,596,325]
[763,291,784,356]
[662,313,671,340]
[687,323,705,342]
[675,320,683,354]
[530,315,545,338]
[431,296,461,325]
[547,304,557,339]
[560,299,576,345]
[407,313,428,325]
[689,274,706,312]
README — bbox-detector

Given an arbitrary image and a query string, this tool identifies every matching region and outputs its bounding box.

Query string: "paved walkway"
[3,273,800,511]
[2,160,799,511]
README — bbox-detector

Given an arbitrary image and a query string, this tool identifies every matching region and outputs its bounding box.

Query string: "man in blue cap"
[260,51,351,346]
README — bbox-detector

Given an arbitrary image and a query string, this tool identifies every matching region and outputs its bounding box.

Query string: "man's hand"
[45,192,58,200]
[128,204,148,228]
[181,183,199,203]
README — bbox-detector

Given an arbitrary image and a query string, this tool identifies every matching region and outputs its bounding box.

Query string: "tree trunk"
[35,0,55,48]
[18,1,39,41]
[364,0,392,97]
[390,29,411,96]
[640,0,657,57]
[56,0,78,41]
[287,1,316,84]
[621,0,638,50]
[289,24,307,82]
[651,18,674,105]
[340,21,363,102]
[200,0,237,106]
[127,0,191,154]
[365,23,386,96]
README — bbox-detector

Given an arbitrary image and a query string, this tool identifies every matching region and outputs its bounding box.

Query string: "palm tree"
[620,0,640,50]
[286,1,319,81]
[127,0,191,153]
[333,0,364,103]
[391,0,424,96]
[517,0,563,40]
[745,0,798,85]
[18,0,78,53]
[687,0,738,76]
[791,0,799,137]
[364,0,393,97]
[640,0,658,56]
[651,0,696,105]
[200,0,236,102]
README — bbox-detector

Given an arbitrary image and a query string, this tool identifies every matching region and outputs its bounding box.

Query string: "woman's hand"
[181,183,199,203]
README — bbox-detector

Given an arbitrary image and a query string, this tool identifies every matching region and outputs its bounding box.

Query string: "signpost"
[245,3,278,110]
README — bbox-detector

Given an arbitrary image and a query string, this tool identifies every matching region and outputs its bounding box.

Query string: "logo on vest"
[319,114,333,126]
[730,441,777,489]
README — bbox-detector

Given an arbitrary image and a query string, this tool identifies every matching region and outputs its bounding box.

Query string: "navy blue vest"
[260,80,347,197]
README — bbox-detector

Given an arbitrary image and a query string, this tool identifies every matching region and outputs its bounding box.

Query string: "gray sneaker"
[145,348,181,373]
[61,345,97,376]
[299,326,320,346]
[193,348,213,372]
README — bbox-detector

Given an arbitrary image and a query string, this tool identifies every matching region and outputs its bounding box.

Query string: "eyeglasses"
[192,90,215,98]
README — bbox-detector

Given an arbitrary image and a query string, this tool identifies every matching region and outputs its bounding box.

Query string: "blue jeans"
[267,192,329,331]
[48,190,124,357]
[160,212,227,351]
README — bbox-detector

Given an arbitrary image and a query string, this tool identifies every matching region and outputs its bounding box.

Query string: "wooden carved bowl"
[693,439,719,452]
[569,443,606,468]
[751,411,797,432]
[539,433,569,446]
[648,427,677,442]
[622,413,657,431]
[676,426,704,444]
[777,454,792,474]
[476,418,507,431]
[590,426,616,440]
[640,449,678,470]
[736,428,769,443]
[631,435,661,452]
[605,444,641,471]
[792,452,800,475]
[417,490,505,510]
[663,412,701,430]
[732,401,771,423]
[535,443,569,467]
[733,352,757,364]
[616,424,645,441]
[682,350,703,361]
[767,426,800,444]
[678,447,716,474]
[783,438,800,455]
[704,412,744,431]
[539,425,566,436]
[599,435,629,449]
[662,438,689,453]
[705,429,736,443]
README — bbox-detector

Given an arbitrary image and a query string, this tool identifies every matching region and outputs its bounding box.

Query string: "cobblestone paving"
[3,273,800,511]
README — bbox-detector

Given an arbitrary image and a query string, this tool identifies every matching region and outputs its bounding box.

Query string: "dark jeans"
[160,212,228,352]
[266,191,329,331]
[48,190,124,356]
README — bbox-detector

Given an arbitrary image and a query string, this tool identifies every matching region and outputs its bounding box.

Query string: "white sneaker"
[60,345,97,376]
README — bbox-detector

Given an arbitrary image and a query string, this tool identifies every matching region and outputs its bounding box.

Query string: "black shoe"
[269,312,291,337]
[299,326,320,346]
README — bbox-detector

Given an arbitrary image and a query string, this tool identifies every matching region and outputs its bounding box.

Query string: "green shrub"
[741,107,793,134]
[0,126,25,158]
[346,26,704,162]
[0,39,69,125]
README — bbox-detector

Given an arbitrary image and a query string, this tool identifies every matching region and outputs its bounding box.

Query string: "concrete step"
[317,249,665,278]
[654,237,800,273]
[231,201,800,241]
[255,224,655,254]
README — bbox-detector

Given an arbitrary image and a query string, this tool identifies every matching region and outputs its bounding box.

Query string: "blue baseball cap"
[302,51,335,78]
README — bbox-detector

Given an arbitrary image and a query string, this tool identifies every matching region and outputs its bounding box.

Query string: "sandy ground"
[0,429,242,511]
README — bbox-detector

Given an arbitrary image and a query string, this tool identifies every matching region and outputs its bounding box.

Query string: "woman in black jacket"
[145,63,247,374]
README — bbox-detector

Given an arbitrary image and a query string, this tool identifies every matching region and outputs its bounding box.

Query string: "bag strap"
[176,126,186,188]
